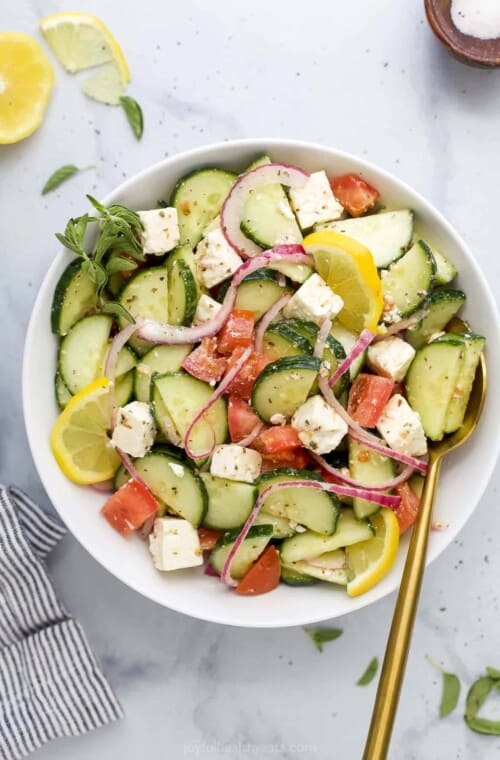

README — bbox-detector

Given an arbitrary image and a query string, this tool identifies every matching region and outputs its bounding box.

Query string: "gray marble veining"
[1,0,499,758]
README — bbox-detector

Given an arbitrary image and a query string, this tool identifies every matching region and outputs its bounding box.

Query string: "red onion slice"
[236,421,265,448]
[183,345,253,459]
[313,318,333,359]
[374,310,429,342]
[328,329,375,387]
[139,512,157,540]
[254,293,292,354]
[115,448,150,492]
[104,320,142,429]
[311,453,414,491]
[220,479,401,587]
[91,479,114,493]
[232,245,312,286]
[221,163,309,258]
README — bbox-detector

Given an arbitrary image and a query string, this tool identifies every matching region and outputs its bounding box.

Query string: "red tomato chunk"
[348,373,394,427]
[101,479,158,537]
[254,425,302,455]
[182,337,228,384]
[236,546,281,596]
[218,310,255,354]
[394,482,420,534]
[228,395,261,442]
[226,348,271,400]
[331,174,380,217]
[198,527,224,552]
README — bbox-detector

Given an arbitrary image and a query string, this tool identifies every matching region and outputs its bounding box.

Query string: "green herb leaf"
[101,301,135,324]
[426,656,461,718]
[357,657,379,686]
[105,256,138,274]
[465,674,500,735]
[119,96,144,139]
[486,667,500,681]
[43,164,94,195]
[304,627,343,653]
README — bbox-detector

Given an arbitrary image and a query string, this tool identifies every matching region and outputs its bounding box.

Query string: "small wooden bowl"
[425,0,500,67]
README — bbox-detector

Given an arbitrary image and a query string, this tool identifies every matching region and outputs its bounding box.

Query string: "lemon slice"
[51,377,120,484]
[40,12,130,104]
[0,32,54,144]
[303,229,383,333]
[346,509,400,597]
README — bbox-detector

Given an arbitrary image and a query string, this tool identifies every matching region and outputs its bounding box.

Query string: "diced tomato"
[198,526,224,552]
[236,545,281,596]
[218,310,255,354]
[226,348,271,400]
[394,482,420,534]
[260,447,311,472]
[228,395,261,442]
[254,425,302,455]
[348,373,394,427]
[182,337,228,384]
[331,174,380,217]
[101,479,158,537]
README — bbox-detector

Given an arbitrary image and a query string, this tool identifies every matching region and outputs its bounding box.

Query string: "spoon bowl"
[425,0,500,67]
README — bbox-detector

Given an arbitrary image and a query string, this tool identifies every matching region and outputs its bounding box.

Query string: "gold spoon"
[363,318,487,760]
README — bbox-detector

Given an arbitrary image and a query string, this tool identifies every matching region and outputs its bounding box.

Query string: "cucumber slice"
[119,267,169,355]
[167,258,197,326]
[406,339,465,440]
[240,155,303,249]
[51,259,98,336]
[167,244,204,298]
[290,549,350,585]
[280,564,320,586]
[409,473,425,499]
[262,322,313,360]
[256,468,340,536]
[406,289,466,349]
[59,314,112,394]
[210,524,273,579]
[171,168,237,246]
[348,439,395,519]
[114,345,138,377]
[54,371,72,410]
[320,209,414,268]
[329,322,365,380]
[134,344,193,402]
[200,473,257,530]
[253,511,296,538]
[251,355,321,422]
[282,319,349,396]
[381,240,436,317]
[437,333,485,433]
[235,269,292,320]
[153,372,228,458]
[107,271,126,297]
[280,509,374,564]
[428,246,457,285]
[115,370,135,407]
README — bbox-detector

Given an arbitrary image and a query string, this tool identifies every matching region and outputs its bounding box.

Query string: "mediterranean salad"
[50,157,485,597]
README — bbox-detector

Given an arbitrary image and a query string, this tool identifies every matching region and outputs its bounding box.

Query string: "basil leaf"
[357,657,379,686]
[42,165,81,195]
[102,301,135,324]
[304,627,343,653]
[465,675,500,735]
[486,667,500,681]
[119,96,144,140]
[106,256,138,274]
[426,656,461,718]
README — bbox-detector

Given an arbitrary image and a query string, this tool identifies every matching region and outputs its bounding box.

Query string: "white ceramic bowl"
[23,139,500,628]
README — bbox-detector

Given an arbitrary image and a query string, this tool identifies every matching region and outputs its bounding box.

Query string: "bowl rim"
[23,137,500,627]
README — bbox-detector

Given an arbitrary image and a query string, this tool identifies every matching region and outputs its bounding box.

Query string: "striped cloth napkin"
[0,485,123,759]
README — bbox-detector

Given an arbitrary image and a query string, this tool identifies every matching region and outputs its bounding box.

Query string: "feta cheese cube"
[149,517,203,571]
[291,395,348,454]
[367,337,416,382]
[283,273,344,325]
[210,444,262,483]
[289,171,344,229]
[193,294,223,325]
[194,227,243,289]
[138,208,180,255]
[110,401,156,458]
[376,394,427,457]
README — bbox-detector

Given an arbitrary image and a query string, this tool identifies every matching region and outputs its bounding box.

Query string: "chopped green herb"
[426,656,461,718]
[119,96,144,139]
[357,657,379,686]
[486,667,500,681]
[304,627,343,653]
[465,673,500,735]
[42,164,94,195]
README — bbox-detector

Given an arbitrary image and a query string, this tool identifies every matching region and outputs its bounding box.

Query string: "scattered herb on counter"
[426,656,461,718]
[119,96,144,140]
[465,668,500,736]
[42,164,94,195]
[304,627,343,653]
[357,657,379,686]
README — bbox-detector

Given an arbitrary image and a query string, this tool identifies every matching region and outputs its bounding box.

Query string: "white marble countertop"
[2,1,500,758]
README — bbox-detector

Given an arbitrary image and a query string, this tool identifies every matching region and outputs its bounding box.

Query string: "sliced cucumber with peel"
[253,511,296,538]
[209,524,273,579]
[428,246,457,285]
[200,473,257,530]
[288,549,350,585]
[348,438,395,519]
[251,355,321,422]
[171,168,237,247]
[134,344,193,402]
[51,259,97,336]
[381,240,436,317]
[262,322,313,360]
[119,267,169,355]
[330,322,365,380]
[59,314,112,394]
[285,319,348,396]
[54,371,73,409]
[280,509,374,564]
[280,564,320,586]
[406,289,466,349]
[235,269,292,320]
[167,258,197,326]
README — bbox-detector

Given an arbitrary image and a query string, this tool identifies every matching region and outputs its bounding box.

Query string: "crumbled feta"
[194,227,243,289]
[367,337,416,382]
[270,413,287,426]
[376,394,427,457]
[149,517,203,571]
[291,395,348,454]
[110,401,156,458]
[289,171,343,229]
[289,521,307,533]
[168,462,185,478]
[193,294,223,325]
[138,208,180,255]
[283,273,344,325]
[210,444,262,483]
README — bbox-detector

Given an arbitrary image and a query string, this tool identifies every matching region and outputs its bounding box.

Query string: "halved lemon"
[303,229,383,333]
[346,508,400,597]
[40,12,130,104]
[51,377,120,484]
[0,32,54,144]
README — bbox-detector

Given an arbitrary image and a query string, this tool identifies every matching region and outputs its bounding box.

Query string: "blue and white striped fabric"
[0,486,123,759]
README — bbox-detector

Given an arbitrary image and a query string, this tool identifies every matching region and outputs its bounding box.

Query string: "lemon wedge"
[51,377,120,484]
[303,229,383,333]
[346,509,400,597]
[0,32,54,144]
[40,12,130,104]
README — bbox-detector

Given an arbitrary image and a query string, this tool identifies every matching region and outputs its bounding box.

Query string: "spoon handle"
[362,453,442,760]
